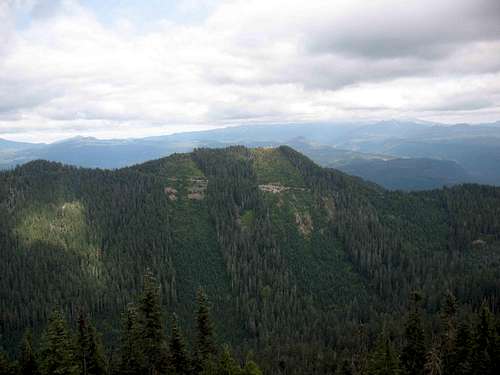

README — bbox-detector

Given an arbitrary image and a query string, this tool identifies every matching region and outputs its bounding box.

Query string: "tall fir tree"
[216,345,242,375]
[440,292,457,375]
[454,321,473,375]
[194,288,217,372]
[472,304,499,375]
[39,310,78,375]
[19,329,38,375]
[75,313,107,375]
[367,335,400,375]
[168,314,190,375]
[424,346,442,375]
[118,305,145,375]
[401,292,426,375]
[137,269,168,375]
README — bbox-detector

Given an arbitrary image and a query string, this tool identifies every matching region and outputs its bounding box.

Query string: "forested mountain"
[1,146,499,374]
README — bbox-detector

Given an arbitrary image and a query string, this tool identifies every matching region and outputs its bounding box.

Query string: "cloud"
[31,0,62,19]
[305,0,500,59]
[0,0,499,142]
[0,1,16,57]
[206,0,500,88]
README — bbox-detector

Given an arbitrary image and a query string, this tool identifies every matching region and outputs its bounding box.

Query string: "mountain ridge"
[2,120,500,189]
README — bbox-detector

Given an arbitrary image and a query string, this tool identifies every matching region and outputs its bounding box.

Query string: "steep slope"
[1,146,499,373]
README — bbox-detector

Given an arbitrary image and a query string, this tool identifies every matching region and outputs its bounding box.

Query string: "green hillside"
[1,146,499,373]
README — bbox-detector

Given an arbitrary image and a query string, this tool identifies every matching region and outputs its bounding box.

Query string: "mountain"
[334,157,472,191]
[0,136,186,170]
[379,138,500,185]
[0,138,42,150]
[330,121,500,186]
[0,138,44,169]
[1,146,499,373]
[2,120,499,189]
[283,140,473,190]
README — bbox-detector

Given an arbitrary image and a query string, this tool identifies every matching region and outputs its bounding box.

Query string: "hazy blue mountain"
[1,120,499,188]
[335,157,472,191]
[287,140,473,190]
[0,136,193,169]
[0,138,43,150]
[0,138,44,169]
[378,138,500,185]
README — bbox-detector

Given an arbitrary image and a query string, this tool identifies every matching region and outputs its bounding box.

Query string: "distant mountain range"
[2,119,500,190]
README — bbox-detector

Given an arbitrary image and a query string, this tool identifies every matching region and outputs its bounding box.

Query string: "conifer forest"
[1,146,499,374]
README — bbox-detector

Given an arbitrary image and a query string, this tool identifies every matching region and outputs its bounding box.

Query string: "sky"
[0,0,500,142]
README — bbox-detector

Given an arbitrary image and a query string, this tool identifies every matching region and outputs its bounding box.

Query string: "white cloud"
[0,0,499,142]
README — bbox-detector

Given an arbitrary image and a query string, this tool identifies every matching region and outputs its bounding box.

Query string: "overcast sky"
[1,0,500,142]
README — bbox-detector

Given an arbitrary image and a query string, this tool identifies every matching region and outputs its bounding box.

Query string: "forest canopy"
[1,146,499,373]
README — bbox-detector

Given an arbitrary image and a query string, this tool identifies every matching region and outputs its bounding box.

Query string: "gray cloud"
[204,0,500,92]
[0,2,16,56]
[0,78,63,116]
[0,0,499,142]
[307,0,500,60]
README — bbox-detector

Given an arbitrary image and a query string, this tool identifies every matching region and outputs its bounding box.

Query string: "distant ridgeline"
[1,146,499,374]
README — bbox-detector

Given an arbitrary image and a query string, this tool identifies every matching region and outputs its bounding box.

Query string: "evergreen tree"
[401,292,426,375]
[472,304,498,375]
[39,310,78,375]
[75,313,107,375]
[442,293,458,323]
[137,269,168,374]
[194,288,217,372]
[454,321,473,375]
[424,346,441,375]
[19,330,38,375]
[216,345,241,375]
[118,305,144,375]
[168,314,190,375]
[440,293,457,375]
[367,335,400,375]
